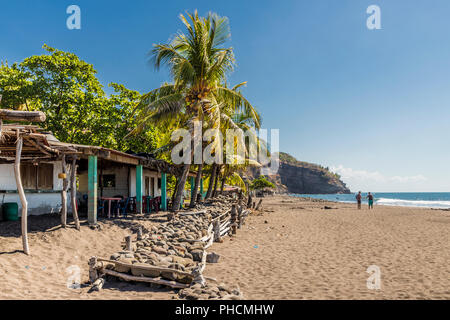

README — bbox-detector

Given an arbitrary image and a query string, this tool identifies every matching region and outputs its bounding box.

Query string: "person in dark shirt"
[356,191,362,209]
[367,192,374,209]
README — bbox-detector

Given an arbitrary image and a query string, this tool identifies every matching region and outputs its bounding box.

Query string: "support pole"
[70,157,80,230]
[190,176,195,201]
[125,235,132,251]
[61,155,68,228]
[231,204,237,235]
[161,173,167,211]
[14,136,30,255]
[136,165,143,214]
[88,155,98,226]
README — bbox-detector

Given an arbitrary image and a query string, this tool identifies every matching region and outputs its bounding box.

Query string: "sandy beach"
[1,195,449,300]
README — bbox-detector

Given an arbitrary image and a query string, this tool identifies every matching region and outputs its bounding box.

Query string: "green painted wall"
[88,155,97,225]
[161,173,167,211]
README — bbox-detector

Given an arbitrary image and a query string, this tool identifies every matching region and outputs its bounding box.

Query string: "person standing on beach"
[367,192,374,209]
[356,191,362,209]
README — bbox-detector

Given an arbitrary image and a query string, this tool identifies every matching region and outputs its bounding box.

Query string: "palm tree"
[208,84,262,198]
[136,11,259,211]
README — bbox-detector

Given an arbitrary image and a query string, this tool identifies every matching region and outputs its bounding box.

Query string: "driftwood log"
[89,257,191,289]
[90,278,105,292]
[96,258,195,280]
[103,269,189,289]
[14,136,30,255]
[178,210,206,216]
[0,109,46,122]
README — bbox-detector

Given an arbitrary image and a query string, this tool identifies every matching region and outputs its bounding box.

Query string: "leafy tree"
[1,45,108,145]
[250,176,275,190]
[107,83,161,153]
[0,45,161,153]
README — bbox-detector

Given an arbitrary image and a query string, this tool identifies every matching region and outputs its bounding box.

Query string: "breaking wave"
[375,198,450,209]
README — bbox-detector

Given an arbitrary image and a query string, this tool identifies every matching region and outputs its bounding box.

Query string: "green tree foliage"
[138,11,261,210]
[0,45,160,153]
[250,176,275,190]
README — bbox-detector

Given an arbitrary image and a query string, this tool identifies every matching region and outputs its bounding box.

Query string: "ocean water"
[291,192,450,209]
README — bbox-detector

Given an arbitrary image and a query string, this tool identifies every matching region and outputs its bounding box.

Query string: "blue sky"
[1,0,449,192]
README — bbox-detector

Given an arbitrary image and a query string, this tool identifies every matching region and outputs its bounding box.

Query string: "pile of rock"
[99,196,235,291]
[176,282,244,300]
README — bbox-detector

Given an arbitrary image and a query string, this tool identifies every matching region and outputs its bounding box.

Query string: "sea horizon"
[290,192,450,209]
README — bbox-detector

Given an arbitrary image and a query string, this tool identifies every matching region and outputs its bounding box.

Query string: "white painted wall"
[143,169,161,197]
[0,161,67,216]
[0,161,163,216]
[0,193,68,216]
[129,167,136,197]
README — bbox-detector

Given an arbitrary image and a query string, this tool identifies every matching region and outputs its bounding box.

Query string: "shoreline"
[288,193,450,210]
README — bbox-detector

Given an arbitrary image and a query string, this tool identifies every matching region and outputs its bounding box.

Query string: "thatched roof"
[0,124,182,175]
[0,124,76,163]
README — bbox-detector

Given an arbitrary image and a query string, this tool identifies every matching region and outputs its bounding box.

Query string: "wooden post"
[255,199,263,211]
[88,256,99,284]
[213,219,221,242]
[61,155,68,228]
[238,205,243,229]
[137,227,143,241]
[70,157,80,230]
[14,136,30,255]
[231,204,237,235]
[136,165,143,214]
[125,235,132,251]
[88,155,98,226]
[161,173,167,211]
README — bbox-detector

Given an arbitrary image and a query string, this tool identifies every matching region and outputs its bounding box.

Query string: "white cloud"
[330,165,427,191]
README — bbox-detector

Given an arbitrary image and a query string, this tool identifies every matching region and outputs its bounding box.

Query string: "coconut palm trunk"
[189,164,203,208]
[172,164,190,212]
[212,168,220,197]
[205,164,217,199]
[220,174,226,194]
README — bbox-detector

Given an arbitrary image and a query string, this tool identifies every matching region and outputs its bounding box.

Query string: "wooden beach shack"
[0,111,199,255]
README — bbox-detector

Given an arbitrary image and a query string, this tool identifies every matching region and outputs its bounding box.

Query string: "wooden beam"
[0,109,46,122]
[14,137,30,255]
[102,269,189,289]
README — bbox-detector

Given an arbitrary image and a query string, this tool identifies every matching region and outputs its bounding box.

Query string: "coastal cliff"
[248,152,351,194]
